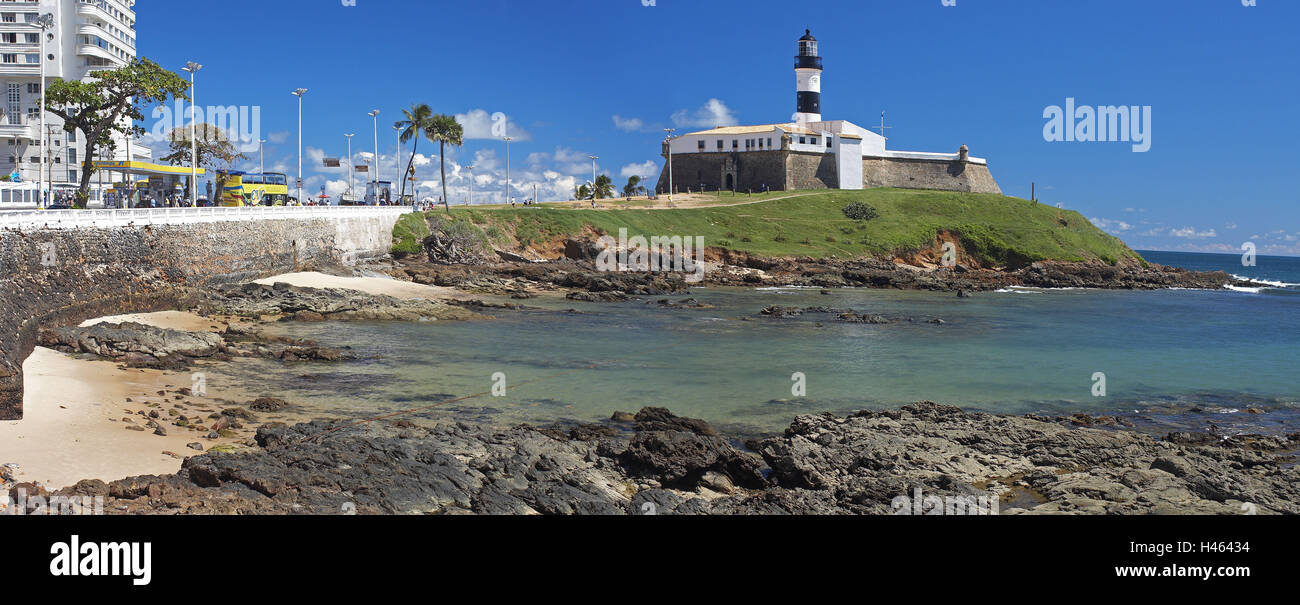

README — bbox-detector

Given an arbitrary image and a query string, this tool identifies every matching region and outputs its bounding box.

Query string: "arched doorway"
[725,173,734,191]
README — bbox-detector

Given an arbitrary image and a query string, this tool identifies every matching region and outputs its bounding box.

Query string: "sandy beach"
[253,271,470,300]
[0,347,228,489]
[1,273,413,490]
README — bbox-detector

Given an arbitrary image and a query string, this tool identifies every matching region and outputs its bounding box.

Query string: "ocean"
[217,250,1300,435]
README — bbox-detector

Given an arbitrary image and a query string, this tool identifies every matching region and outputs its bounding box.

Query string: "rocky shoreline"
[25,403,1298,515]
[4,239,1283,515]
[389,242,1259,300]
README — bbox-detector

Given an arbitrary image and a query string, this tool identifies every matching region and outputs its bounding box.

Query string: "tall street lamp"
[503,136,512,204]
[344,133,354,199]
[663,128,676,202]
[258,139,266,176]
[393,122,402,202]
[588,155,599,201]
[32,13,53,207]
[291,88,308,204]
[368,110,380,204]
[467,164,474,206]
[182,61,203,206]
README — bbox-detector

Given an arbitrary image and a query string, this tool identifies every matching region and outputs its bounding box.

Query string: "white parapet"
[0,206,413,232]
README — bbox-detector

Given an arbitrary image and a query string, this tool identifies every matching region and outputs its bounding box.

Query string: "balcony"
[77,43,122,65]
[77,2,117,24]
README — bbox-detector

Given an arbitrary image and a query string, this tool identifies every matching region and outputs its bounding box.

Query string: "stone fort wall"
[657,151,1001,195]
[0,210,404,420]
[862,156,1002,195]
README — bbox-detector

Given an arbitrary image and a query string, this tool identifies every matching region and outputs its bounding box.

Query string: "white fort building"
[658,30,1001,195]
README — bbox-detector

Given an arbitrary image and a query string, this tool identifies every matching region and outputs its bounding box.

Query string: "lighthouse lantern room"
[795,29,823,124]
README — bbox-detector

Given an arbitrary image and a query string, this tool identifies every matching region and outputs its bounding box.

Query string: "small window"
[716,140,723,151]
[697,140,705,151]
[827,138,833,148]
[732,140,738,149]
[799,137,806,144]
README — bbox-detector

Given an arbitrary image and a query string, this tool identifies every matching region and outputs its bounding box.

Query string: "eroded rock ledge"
[42,403,1300,515]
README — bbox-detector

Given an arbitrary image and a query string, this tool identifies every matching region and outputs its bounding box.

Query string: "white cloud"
[620,161,658,179]
[455,109,530,141]
[1090,217,1132,233]
[671,98,738,129]
[267,131,290,144]
[612,115,645,132]
[1169,226,1217,239]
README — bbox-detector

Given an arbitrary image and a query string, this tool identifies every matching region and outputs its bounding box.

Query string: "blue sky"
[138,0,1298,254]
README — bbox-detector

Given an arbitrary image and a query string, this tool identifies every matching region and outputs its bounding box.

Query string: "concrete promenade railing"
[0,205,413,231]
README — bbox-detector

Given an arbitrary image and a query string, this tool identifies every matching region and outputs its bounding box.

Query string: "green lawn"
[394,188,1141,267]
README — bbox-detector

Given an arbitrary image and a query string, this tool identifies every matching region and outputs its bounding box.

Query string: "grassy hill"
[393,188,1142,268]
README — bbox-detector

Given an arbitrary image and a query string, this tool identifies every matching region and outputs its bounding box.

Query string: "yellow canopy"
[91,160,206,177]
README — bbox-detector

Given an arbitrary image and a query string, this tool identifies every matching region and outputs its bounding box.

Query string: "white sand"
[0,311,254,489]
[81,310,229,332]
[254,271,469,300]
[0,349,215,489]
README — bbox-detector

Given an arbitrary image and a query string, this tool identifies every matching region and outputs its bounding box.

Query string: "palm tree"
[424,114,464,214]
[395,103,433,202]
[622,175,641,198]
[592,174,615,200]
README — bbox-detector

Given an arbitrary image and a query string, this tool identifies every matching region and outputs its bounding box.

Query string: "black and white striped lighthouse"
[794,29,823,124]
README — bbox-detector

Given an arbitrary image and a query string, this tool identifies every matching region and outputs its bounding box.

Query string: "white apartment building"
[0,0,148,191]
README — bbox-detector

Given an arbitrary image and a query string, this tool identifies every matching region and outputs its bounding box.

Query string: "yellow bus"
[220,171,289,206]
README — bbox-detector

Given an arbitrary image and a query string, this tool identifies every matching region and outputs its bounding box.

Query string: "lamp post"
[344,133,354,200]
[368,110,380,204]
[257,139,266,176]
[393,122,402,203]
[291,88,308,205]
[182,61,202,206]
[467,165,474,206]
[32,13,53,207]
[503,136,512,204]
[588,155,599,201]
[663,128,676,202]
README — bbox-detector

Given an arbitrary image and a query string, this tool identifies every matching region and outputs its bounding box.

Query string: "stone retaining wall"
[0,209,406,419]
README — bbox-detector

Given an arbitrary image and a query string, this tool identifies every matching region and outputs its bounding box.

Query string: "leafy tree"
[425,114,463,214]
[44,58,190,207]
[575,183,591,201]
[159,123,246,201]
[395,103,432,202]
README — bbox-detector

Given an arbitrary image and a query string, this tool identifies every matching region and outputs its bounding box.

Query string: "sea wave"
[1225,285,1266,294]
[993,286,1085,294]
[1230,274,1300,288]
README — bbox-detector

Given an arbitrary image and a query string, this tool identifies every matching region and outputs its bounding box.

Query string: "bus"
[220,171,289,206]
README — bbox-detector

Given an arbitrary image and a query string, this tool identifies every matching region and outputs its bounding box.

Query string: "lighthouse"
[794,29,823,124]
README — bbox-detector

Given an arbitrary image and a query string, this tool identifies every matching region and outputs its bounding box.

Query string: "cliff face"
[0,212,402,420]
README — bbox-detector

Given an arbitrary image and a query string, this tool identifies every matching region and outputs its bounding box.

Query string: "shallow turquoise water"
[221,251,1299,434]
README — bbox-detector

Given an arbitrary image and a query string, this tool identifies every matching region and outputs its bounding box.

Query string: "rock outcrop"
[59,404,1300,515]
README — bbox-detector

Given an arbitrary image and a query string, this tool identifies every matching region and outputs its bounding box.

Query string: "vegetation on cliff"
[395,188,1141,267]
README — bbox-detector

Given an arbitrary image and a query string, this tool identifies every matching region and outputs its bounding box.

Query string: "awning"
[90,160,206,177]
